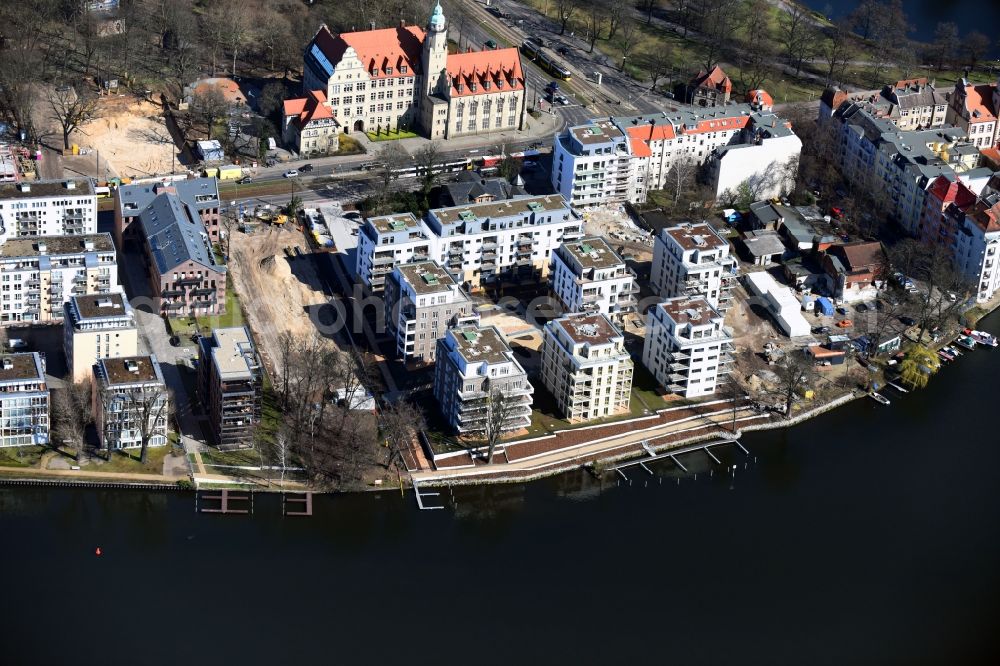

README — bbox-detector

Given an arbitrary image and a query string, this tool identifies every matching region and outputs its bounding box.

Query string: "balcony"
[373,255,396,266]
[581,292,601,303]
[72,274,87,285]
[177,275,201,286]
[448,246,464,256]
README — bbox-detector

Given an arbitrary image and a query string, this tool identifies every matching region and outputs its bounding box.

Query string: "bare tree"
[224,6,253,78]
[733,0,774,92]
[618,19,639,72]
[818,24,854,87]
[380,399,426,471]
[929,21,959,71]
[584,1,606,54]
[53,380,93,460]
[779,4,819,77]
[700,0,739,72]
[189,86,230,140]
[481,381,518,464]
[637,0,659,25]
[662,159,700,207]
[48,86,98,151]
[100,384,171,464]
[414,141,442,207]
[555,0,579,36]
[606,0,626,38]
[770,351,817,417]
[962,31,992,73]
[638,48,672,92]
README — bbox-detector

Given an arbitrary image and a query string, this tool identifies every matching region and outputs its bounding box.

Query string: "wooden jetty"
[613,438,748,481]
[283,492,313,516]
[197,489,252,514]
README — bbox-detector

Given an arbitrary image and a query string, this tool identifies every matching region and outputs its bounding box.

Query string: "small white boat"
[887,381,909,393]
[869,391,891,406]
[944,346,962,357]
[938,350,954,362]
[968,329,999,347]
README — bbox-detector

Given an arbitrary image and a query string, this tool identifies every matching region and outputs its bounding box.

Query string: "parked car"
[812,325,831,334]
[836,306,849,315]
[899,316,917,326]
[836,319,853,328]
[300,163,314,172]
[523,160,538,169]
[830,207,844,219]
[283,169,299,178]
[237,176,252,184]
[485,39,498,49]
[169,336,181,347]
[557,46,570,55]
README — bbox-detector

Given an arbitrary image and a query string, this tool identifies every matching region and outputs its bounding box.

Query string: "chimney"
[17,182,30,193]
[65,180,76,190]
[125,359,140,373]
[37,242,47,255]
[85,240,95,251]
[400,19,406,28]
[1,358,12,370]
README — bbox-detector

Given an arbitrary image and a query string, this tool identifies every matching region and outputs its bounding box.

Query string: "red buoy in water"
[95,547,102,556]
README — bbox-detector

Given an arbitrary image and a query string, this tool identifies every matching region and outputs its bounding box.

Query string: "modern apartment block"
[114,177,221,247]
[137,192,226,316]
[642,296,733,399]
[197,327,262,448]
[384,260,478,363]
[822,101,983,235]
[539,313,632,422]
[650,223,736,313]
[0,353,49,447]
[433,324,533,434]
[356,194,582,293]
[0,178,97,245]
[549,237,637,323]
[551,105,802,206]
[0,234,118,326]
[63,292,139,383]
[93,355,168,451]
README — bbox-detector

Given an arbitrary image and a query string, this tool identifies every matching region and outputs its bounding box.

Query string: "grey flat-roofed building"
[0,179,96,246]
[115,177,221,247]
[384,261,478,363]
[433,324,533,434]
[63,291,139,382]
[550,237,637,322]
[197,327,262,448]
[94,355,169,451]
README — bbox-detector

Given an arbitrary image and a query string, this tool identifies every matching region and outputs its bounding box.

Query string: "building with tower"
[286,1,527,148]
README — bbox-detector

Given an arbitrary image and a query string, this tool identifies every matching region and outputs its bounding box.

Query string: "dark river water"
[2,309,1000,665]
[803,0,1000,58]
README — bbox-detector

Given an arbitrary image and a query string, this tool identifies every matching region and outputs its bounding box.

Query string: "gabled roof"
[926,175,977,210]
[283,90,335,130]
[446,48,525,97]
[746,89,774,109]
[969,200,1000,234]
[138,193,225,276]
[831,241,886,273]
[957,81,998,122]
[690,65,732,94]
[311,24,425,79]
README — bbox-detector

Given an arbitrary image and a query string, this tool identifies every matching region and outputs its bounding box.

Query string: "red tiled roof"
[629,138,652,157]
[961,82,998,122]
[446,48,524,97]
[283,90,336,130]
[624,124,675,142]
[982,147,1000,169]
[682,116,749,135]
[691,65,732,94]
[835,241,886,273]
[314,24,426,79]
[970,201,1000,233]
[746,89,774,108]
[926,175,977,210]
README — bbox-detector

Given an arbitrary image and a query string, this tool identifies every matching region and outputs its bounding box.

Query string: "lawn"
[366,129,419,141]
[200,447,262,467]
[0,445,47,468]
[337,134,365,155]
[81,445,172,474]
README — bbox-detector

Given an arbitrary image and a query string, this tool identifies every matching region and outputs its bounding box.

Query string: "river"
[2,310,1000,665]
[801,0,1000,59]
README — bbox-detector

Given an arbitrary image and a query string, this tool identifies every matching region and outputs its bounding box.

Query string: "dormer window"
[400,65,407,74]
[484,80,491,90]
[370,68,377,76]
[386,67,393,75]
[457,83,464,93]
[470,82,477,92]
[497,79,504,89]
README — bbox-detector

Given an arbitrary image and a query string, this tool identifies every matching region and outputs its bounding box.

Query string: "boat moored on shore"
[869,391,891,405]
[964,329,998,347]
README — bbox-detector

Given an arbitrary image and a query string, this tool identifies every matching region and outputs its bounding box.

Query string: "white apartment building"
[357,194,582,293]
[63,292,139,383]
[549,237,638,323]
[642,296,733,399]
[818,79,948,132]
[551,105,802,206]
[93,355,169,451]
[384,260,478,363]
[539,313,632,422]
[650,223,736,313]
[0,179,97,245]
[0,234,118,326]
[300,2,526,140]
[0,353,49,447]
[433,324,533,434]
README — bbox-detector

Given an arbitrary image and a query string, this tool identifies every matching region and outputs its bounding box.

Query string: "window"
[357,82,366,91]
[369,105,376,113]
[344,83,354,92]
[397,101,404,109]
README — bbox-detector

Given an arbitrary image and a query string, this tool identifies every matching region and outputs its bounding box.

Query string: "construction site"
[226,220,334,378]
